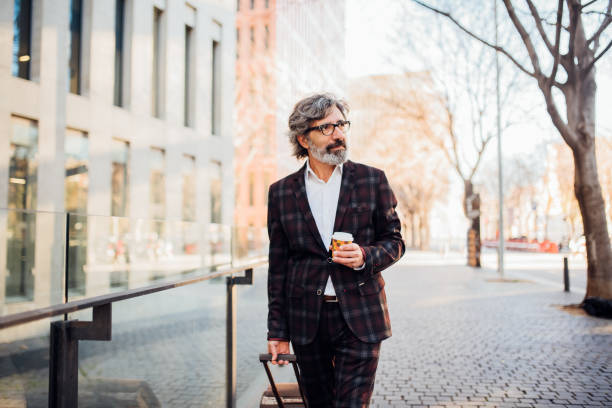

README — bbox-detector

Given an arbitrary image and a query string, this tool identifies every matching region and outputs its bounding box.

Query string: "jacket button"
[327,257,333,263]
[316,289,322,295]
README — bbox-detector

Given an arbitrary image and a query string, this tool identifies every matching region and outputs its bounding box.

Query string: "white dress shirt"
[304,160,342,295]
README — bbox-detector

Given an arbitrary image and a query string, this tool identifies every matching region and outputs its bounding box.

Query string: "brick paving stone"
[1,252,611,407]
[370,253,612,408]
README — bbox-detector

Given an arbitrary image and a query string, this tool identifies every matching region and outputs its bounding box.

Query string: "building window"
[152,7,164,118]
[264,25,269,49]
[149,147,166,220]
[111,139,129,217]
[12,0,32,80]
[237,0,240,11]
[250,0,254,10]
[249,26,254,51]
[210,161,222,224]
[114,0,126,107]
[68,0,83,94]
[264,171,270,205]
[184,24,194,127]
[236,27,240,59]
[265,0,269,8]
[211,37,221,135]
[5,115,38,301]
[182,155,196,221]
[65,128,89,295]
[248,172,255,206]
[65,129,89,214]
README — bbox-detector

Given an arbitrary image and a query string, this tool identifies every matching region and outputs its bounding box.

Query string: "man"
[267,93,405,407]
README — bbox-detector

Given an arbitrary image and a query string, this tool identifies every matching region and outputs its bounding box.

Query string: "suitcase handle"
[259,353,308,408]
[259,353,296,362]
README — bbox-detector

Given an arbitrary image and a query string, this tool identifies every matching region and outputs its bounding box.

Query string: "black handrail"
[0,259,267,330]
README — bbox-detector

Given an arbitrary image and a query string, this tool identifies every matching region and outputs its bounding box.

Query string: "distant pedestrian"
[266,93,405,407]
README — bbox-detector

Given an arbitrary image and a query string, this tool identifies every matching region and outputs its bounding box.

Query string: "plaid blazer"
[267,160,405,345]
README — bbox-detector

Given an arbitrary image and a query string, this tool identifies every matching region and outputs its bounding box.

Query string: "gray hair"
[288,93,350,159]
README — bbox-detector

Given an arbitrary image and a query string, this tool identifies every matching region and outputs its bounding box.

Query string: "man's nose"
[331,125,345,139]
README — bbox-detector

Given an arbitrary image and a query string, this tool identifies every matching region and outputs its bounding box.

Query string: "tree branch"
[546,0,564,88]
[525,0,555,54]
[585,38,612,74]
[542,85,578,149]
[468,132,494,181]
[411,0,538,79]
[587,0,612,47]
[502,0,545,77]
[581,0,598,9]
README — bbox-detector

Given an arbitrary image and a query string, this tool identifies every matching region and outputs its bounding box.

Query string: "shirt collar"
[305,159,343,182]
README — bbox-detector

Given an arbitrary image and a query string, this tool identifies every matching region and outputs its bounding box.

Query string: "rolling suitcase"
[259,353,308,408]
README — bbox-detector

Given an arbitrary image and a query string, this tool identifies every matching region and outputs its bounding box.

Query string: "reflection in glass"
[12,0,32,79]
[5,116,38,301]
[114,0,126,106]
[149,147,166,221]
[65,129,89,296]
[68,0,83,94]
[184,24,194,127]
[111,139,129,217]
[152,7,163,118]
[210,161,222,224]
[182,155,196,222]
[211,37,221,135]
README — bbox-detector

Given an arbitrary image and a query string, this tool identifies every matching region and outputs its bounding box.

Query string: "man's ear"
[297,134,309,150]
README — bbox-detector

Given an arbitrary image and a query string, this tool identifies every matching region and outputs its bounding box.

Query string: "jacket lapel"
[333,160,355,233]
[292,163,328,253]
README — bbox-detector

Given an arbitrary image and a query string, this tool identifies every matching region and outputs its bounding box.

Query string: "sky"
[344,0,612,242]
[345,0,612,157]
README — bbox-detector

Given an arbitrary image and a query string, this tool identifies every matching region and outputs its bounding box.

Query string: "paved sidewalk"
[370,251,612,408]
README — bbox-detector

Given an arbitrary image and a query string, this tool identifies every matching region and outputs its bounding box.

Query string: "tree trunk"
[572,145,612,299]
[463,180,481,267]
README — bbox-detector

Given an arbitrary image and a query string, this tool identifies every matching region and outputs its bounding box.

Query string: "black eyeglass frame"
[305,120,351,136]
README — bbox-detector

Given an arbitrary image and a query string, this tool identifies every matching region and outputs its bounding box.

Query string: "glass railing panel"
[209,223,232,269]
[73,277,227,407]
[0,209,66,317]
[231,226,269,267]
[65,215,235,300]
[0,318,56,407]
[235,266,294,408]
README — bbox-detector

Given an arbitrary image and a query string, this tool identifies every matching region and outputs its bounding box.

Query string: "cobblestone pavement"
[370,251,612,408]
[1,251,610,408]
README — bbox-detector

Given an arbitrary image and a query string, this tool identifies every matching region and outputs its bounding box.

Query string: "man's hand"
[332,243,365,269]
[268,340,290,365]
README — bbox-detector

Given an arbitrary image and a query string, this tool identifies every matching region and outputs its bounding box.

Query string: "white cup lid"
[332,232,353,241]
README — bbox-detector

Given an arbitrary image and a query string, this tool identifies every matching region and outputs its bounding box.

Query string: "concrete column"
[34,0,70,307]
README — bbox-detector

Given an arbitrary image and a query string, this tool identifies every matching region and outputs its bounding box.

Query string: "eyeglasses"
[305,120,351,136]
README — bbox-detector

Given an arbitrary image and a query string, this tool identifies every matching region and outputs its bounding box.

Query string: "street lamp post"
[495,0,505,277]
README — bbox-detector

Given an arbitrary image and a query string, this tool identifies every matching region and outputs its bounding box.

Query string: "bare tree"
[348,75,450,250]
[386,7,530,267]
[413,0,612,300]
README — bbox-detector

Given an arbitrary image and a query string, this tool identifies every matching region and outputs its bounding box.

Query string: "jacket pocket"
[357,275,385,296]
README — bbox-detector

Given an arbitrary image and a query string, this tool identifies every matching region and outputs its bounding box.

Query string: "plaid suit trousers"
[293,302,380,408]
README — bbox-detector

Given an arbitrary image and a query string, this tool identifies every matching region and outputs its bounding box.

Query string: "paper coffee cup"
[331,232,353,257]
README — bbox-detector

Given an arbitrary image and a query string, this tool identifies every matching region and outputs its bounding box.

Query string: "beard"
[307,138,348,166]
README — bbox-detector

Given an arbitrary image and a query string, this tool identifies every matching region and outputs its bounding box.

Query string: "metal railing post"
[564,256,570,292]
[226,268,253,408]
[49,320,78,408]
[226,276,237,408]
[48,304,112,408]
